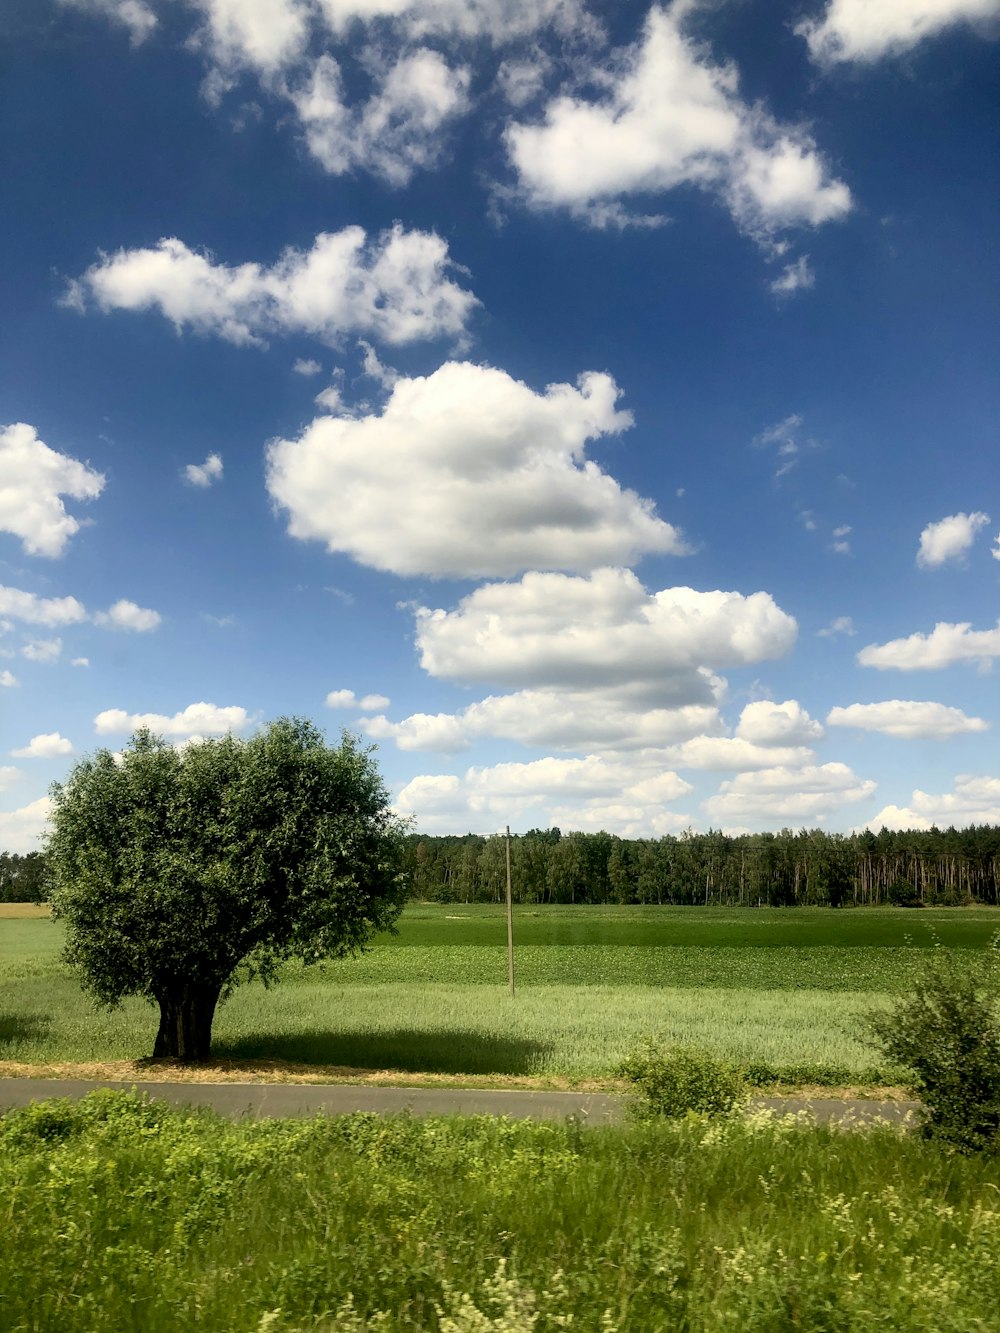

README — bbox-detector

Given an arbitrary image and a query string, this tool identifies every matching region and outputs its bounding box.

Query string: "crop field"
[3,903,997,1086]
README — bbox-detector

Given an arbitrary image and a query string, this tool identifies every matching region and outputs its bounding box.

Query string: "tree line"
[404,824,1000,907]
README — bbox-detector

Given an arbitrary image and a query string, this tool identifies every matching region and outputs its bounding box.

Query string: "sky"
[1,0,999,851]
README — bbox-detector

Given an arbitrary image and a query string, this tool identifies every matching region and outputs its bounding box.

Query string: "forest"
[403,824,1000,908]
[4,824,1000,907]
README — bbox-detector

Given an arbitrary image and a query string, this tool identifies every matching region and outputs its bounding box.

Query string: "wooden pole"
[505,824,515,998]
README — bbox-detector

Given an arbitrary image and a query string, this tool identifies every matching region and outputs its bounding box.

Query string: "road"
[0,1078,918,1126]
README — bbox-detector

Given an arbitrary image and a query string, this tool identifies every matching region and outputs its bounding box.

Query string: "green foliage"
[870,951,1000,1151]
[47,719,408,1058]
[617,1041,746,1117]
[3,1092,1000,1331]
[888,877,922,907]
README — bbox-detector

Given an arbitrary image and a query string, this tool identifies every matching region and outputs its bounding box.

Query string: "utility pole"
[505,824,515,998]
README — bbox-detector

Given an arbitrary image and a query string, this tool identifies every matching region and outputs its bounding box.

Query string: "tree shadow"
[0,1011,51,1052]
[212,1027,553,1076]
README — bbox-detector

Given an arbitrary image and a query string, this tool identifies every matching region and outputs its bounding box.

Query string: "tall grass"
[2,1091,998,1331]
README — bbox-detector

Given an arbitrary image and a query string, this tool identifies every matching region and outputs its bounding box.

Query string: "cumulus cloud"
[291,49,470,185]
[58,0,158,44]
[362,693,721,753]
[0,423,105,559]
[0,797,53,853]
[864,774,1000,832]
[183,453,224,487]
[797,0,1000,65]
[858,620,1000,671]
[67,226,477,348]
[916,511,990,567]
[293,358,322,376]
[315,0,588,42]
[415,568,797,691]
[0,670,18,687]
[0,586,88,627]
[93,600,162,632]
[192,0,312,76]
[395,752,693,836]
[705,762,876,823]
[71,658,90,668]
[22,638,62,664]
[506,4,851,237]
[94,702,251,739]
[735,699,824,746]
[267,363,686,579]
[11,732,76,759]
[826,700,989,739]
[325,689,389,710]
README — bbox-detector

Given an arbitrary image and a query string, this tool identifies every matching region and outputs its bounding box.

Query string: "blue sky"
[2,0,998,850]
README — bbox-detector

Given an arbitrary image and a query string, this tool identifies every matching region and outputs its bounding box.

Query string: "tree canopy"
[48,718,407,1061]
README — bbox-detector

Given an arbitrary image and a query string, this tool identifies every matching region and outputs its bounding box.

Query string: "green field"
[3,1090,999,1332]
[2,905,998,1085]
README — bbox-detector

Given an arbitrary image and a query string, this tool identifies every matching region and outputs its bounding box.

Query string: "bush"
[869,954,1000,1152]
[887,877,922,907]
[617,1042,745,1118]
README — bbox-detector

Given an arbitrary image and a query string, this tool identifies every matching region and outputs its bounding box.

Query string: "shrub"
[617,1041,745,1118]
[869,953,1000,1152]
[887,877,922,907]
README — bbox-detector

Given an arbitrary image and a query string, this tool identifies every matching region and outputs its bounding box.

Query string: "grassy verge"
[2,1090,997,1332]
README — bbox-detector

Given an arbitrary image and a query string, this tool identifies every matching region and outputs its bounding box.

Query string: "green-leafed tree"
[47,719,408,1062]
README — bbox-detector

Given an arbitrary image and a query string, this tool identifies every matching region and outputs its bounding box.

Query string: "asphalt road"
[0,1078,918,1126]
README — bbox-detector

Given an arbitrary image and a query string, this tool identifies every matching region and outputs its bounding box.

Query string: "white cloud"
[69,225,477,348]
[71,658,90,668]
[858,619,1000,670]
[183,452,224,487]
[0,670,18,687]
[798,0,1000,65]
[293,358,322,376]
[314,0,589,42]
[395,752,693,836]
[0,586,88,627]
[362,694,721,753]
[916,510,990,567]
[753,413,815,480]
[325,688,389,709]
[192,0,312,76]
[0,797,53,853]
[506,4,851,237]
[358,339,399,390]
[11,732,76,759]
[705,762,876,823]
[267,363,686,579]
[58,0,158,44]
[736,699,824,745]
[770,255,815,295]
[826,700,989,739]
[993,533,1000,561]
[817,615,855,638]
[94,599,162,632]
[415,568,796,692]
[0,423,105,559]
[94,702,251,739]
[660,736,816,772]
[864,775,1000,832]
[22,638,62,664]
[359,693,390,710]
[291,49,470,185]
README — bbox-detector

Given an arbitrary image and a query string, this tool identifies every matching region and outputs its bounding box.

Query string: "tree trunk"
[153,981,221,1062]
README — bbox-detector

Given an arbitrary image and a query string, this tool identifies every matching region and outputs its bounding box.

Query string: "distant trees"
[47,720,407,1061]
[0,851,47,903]
[401,825,1000,908]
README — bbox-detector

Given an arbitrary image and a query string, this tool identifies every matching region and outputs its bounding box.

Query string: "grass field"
[3,1089,999,1332]
[2,904,998,1086]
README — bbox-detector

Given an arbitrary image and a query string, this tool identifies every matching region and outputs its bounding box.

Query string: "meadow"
[2,1089,999,1332]
[2,904,997,1087]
